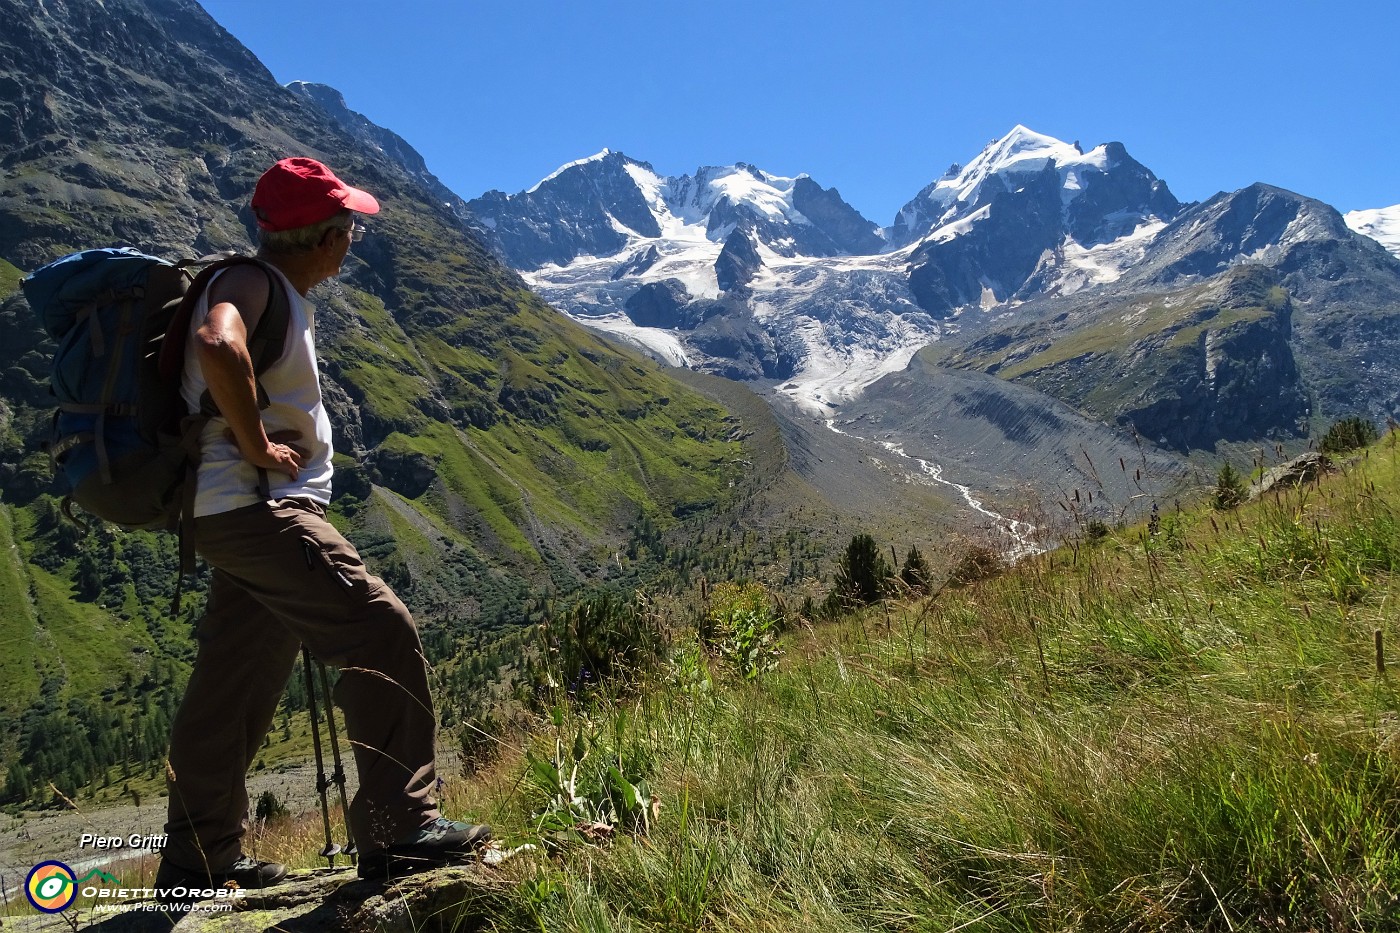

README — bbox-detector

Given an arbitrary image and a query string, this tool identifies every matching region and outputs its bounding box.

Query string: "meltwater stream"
[824,419,1044,562]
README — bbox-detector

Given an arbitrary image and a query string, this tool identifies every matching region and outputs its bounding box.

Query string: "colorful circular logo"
[26,861,78,913]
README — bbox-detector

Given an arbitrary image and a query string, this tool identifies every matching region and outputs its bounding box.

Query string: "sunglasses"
[348,222,366,243]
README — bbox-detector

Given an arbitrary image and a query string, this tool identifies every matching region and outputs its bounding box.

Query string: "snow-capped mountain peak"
[470,152,883,271]
[527,148,618,193]
[889,125,1177,250]
[466,132,1188,412]
[1345,204,1400,259]
[973,124,1085,174]
[894,127,1183,316]
[668,163,809,229]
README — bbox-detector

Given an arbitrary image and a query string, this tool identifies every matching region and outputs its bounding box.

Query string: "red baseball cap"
[251,157,380,231]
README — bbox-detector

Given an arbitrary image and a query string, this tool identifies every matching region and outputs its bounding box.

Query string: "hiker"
[156,158,490,893]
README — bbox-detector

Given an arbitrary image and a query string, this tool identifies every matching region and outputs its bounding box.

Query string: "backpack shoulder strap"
[240,259,292,377]
[158,255,292,385]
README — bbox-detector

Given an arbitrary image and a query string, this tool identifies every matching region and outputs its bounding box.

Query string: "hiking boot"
[357,818,493,880]
[155,855,288,903]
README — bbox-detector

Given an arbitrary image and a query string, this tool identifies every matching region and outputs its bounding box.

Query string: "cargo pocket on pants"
[301,536,378,604]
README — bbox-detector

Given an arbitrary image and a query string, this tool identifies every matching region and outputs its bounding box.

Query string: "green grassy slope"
[0,258,20,297]
[425,432,1400,931]
[940,270,1284,415]
[0,506,40,722]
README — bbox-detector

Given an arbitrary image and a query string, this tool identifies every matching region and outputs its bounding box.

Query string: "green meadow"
[403,433,1400,931]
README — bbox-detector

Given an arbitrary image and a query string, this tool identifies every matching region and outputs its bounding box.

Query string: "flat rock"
[1249,451,1332,499]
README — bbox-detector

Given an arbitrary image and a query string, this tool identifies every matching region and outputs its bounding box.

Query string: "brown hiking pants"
[163,497,440,871]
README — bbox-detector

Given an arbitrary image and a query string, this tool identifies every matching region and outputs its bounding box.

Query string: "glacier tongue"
[528,246,945,415]
[751,255,944,413]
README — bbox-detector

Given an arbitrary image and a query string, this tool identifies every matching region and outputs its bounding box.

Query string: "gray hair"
[258,209,353,255]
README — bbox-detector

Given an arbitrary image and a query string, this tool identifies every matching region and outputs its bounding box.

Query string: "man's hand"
[223,429,308,481]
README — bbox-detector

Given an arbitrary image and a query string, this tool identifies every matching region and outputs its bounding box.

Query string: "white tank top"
[180,264,335,517]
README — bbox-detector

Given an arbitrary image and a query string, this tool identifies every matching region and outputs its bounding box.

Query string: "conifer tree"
[1214,462,1246,510]
[832,534,893,605]
[5,761,31,803]
[900,545,932,594]
[1319,416,1378,454]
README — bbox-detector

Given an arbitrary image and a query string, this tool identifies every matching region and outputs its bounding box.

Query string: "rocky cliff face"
[1118,272,1309,450]
[468,150,662,270]
[906,165,1068,316]
[715,229,762,291]
[789,176,886,255]
[1121,184,1400,428]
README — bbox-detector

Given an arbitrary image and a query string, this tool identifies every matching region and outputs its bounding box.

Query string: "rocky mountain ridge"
[284,80,498,251]
[439,128,1400,450]
[467,150,884,272]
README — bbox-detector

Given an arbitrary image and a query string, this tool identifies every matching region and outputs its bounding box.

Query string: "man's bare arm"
[194,265,305,480]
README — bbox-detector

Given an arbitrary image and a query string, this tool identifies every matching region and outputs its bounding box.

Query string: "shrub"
[254,790,288,825]
[524,711,656,850]
[707,581,780,679]
[947,544,1004,587]
[1084,519,1111,542]
[1319,416,1379,454]
[530,593,666,706]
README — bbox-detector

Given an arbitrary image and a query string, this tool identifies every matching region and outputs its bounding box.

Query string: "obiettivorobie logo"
[23,860,246,915]
[24,861,118,913]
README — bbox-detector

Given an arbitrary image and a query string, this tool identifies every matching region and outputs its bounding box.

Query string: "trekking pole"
[302,647,341,868]
[313,659,356,864]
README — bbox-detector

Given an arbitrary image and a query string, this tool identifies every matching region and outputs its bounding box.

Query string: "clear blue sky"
[198,0,1399,224]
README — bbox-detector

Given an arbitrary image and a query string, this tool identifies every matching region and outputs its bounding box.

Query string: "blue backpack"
[22,248,290,538]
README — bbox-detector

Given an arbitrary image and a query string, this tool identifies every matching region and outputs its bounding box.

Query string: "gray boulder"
[1249,451,1332,499]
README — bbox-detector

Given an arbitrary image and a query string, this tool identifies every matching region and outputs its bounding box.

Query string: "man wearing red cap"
[156,158,490,895]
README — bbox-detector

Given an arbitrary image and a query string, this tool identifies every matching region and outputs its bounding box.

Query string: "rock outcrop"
[1249,452,1332,500]
[3,864,514,933]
